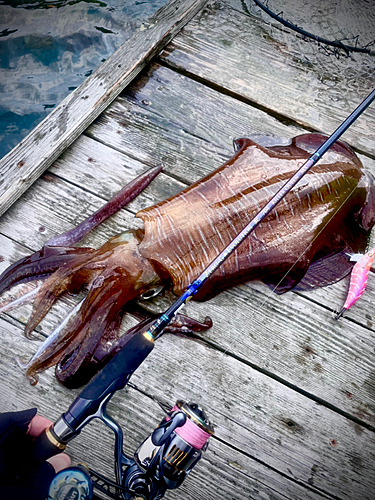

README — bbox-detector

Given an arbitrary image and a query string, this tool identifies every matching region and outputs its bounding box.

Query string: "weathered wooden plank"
[0,145,182,251]
[146,283,375,428]
[0,311,373,500]
[0,10,374,495]
[2,75,375,429]
[159,2,375,156]
[86,63,375,329]
[87,63,375,181]
[229,0,375,48]
[0,0,208,217]
[49,135,184,215]
[0,311,374,499]
[1,192,374,495]
[296,276,375,329]
[4,200,375,498]
[0,139,374,430]
[87,64,304,183]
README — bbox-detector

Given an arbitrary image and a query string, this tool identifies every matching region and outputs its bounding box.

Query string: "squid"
[1,133,375,387]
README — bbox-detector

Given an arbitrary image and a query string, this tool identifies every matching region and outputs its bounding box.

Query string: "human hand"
[0,408,71,500]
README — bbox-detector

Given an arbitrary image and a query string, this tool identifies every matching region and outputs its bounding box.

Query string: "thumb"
[47,453,71,473]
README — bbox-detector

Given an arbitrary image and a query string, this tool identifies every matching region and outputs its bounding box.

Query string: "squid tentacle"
[24,248,100,338]
[0,163,212,387]
[0,165,163,298]
[17,298,86,385]
[22,230,163,383]
[55,307,213,388]
[0,246,95,296]
[46,165,163,247]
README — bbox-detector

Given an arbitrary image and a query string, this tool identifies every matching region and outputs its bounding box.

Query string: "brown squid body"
[1,134,375,387]
[139,134,375,298]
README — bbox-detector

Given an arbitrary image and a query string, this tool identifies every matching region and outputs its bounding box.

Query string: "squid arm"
[18,297,212,387]
[0,166,163,300]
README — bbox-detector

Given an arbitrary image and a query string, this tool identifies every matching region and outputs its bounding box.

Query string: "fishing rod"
[30,88,375,499]
[144,87,375,342]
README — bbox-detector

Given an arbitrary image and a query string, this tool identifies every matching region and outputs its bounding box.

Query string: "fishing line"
[129,385,211,449]
[251,0,375,57]
[167,404,211,450]
[205,165,364,385]
[246,174,361,328]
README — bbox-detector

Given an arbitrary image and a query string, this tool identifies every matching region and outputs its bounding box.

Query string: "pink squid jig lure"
[336,248,375,319]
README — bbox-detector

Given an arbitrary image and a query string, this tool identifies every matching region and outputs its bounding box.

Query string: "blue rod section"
[145,88,375,340]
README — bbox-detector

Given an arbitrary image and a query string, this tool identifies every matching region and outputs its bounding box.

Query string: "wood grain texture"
[0,306,373,499]
[229,0,375,48]
[1,2,375,499]
[159,2,375,156]
[87,62,375,334]
[0,0,208,217]
[1,65,375,429]
[87,63,304,183]
[0,133,375,498]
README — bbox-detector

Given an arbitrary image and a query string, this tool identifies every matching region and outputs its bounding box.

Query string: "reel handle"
[151,411,186,446]
[30,330,155,462]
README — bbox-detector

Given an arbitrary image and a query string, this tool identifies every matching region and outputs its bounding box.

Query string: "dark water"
[0,0,167,159]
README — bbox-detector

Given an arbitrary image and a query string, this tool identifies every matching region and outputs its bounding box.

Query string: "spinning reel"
[48,399,214,500]
[33,88,375,500]
[30,327,214,500]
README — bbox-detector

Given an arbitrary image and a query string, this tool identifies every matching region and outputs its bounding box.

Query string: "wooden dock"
[1,1,375,498]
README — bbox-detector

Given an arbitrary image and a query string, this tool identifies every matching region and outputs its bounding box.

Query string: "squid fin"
[293,252,354,291]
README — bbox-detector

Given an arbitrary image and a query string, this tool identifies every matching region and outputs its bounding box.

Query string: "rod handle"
[55,330,155,440]
[79,330,154,401]
[29,330,155,462]
[29,425,66,463]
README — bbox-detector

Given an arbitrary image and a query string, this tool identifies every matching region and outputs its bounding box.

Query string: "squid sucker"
[1,133,375,388]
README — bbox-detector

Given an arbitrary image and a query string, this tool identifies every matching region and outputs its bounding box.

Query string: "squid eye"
[140,286,164,300]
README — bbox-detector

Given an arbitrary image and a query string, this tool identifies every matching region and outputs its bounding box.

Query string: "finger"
[47,453,71,473]
[27,415,53,437]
